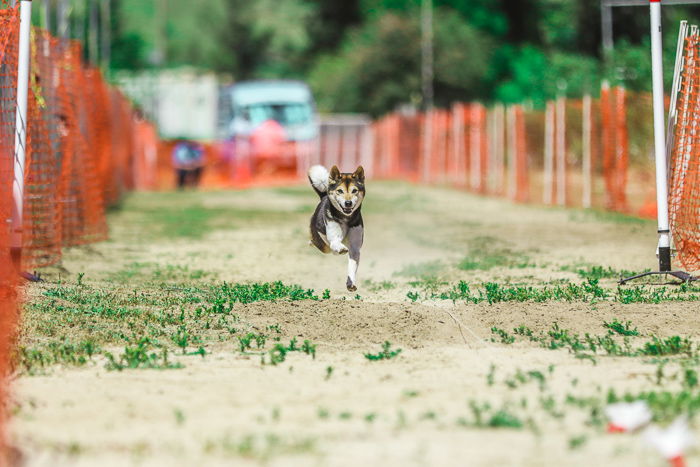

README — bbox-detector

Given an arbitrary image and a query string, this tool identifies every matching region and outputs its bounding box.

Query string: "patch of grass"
[20,280,321,370]
[466,401,525,429]
[363,279,397,292]
[607,387,700,424]
[108,262,211,283]
[406,279,700,304]
[364,341,402,361]
[204,433,316,460]
[16,340,100,374]
[603,319,639,336]
[503,369,547,391]
[568,435,588,450]
[261,338,318,366]
[490,327,515,344]
[214,282,319,304]
[569,209,651,226]
[148,205,231,239]
[458,237,532,271]
[640,336,694,357]
[105,339,183,371]
[394,261,444,280]
[501,322,698,361]
[561,265,642,281]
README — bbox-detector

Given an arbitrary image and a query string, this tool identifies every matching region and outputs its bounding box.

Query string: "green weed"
[364,341,402,361]
[406,279,700,304]
[105,339,183,371]
[603,319,639,336]
[490,327,515,344]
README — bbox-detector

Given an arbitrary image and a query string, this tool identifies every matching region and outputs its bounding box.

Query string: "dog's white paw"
[331,243,348,255]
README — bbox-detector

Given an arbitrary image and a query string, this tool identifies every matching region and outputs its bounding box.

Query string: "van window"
[242,103,313,127]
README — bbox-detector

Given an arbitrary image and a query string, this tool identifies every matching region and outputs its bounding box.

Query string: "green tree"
[310,8,492,115]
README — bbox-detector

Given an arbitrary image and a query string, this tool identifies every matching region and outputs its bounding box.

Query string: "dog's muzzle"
[343,201,353,214]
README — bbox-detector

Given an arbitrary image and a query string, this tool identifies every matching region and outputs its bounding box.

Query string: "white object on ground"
[604,401,652,433]
[643,417,695,466]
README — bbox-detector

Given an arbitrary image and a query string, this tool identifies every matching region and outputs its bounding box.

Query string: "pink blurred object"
[605,401,652,433]
[250,119,286,158]
[644,417,695,467]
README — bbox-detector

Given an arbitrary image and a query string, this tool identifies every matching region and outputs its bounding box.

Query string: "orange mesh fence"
[670,34,700,271]
[0,7,157,451]
[0,4,19,463]
[361,88,654,215]
[23,29,62,267]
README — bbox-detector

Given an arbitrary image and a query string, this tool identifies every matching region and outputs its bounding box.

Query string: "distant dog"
[308,165,365,291]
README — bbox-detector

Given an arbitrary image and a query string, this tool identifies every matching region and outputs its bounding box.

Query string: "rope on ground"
[441,308,484,348]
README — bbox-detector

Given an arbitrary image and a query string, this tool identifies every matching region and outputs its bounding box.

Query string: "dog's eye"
[351,188,358,194]
[337,189,344,194]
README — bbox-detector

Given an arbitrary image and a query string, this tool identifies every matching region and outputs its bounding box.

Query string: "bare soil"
[10,181,698,466]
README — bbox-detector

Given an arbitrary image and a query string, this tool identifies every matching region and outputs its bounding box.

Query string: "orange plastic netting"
[0,4,20,463]
[670,34,700,271]
[0,8,158,456]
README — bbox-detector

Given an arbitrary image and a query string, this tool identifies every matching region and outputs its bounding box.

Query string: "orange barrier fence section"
[0,4,20,463]
[13,32,155,268]
[182,87,653,223]
[670,34,700,272]
[0,9,157,459]
[369,88,651,215]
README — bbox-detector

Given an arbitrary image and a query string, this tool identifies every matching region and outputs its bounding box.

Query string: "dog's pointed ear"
[329,165,341,182]
[353,166,365,182]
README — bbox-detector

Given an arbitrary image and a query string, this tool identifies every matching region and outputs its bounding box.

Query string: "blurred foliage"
[91,0,700,115]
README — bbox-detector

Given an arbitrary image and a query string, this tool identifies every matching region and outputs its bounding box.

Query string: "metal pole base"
[10,247,42,282]
[619,270,697,285]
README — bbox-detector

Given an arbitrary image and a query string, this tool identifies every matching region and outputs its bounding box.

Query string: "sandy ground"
[9,181,700,466]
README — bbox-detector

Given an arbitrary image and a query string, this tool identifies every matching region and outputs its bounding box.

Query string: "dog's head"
[328,165,365,216]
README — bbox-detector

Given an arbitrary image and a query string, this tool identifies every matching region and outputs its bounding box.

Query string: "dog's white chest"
[321,220,347,245]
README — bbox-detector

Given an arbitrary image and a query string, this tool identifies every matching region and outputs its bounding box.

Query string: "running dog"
[307,165,365,291]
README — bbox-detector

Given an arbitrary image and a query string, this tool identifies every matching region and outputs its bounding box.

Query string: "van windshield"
[242,103,313,127]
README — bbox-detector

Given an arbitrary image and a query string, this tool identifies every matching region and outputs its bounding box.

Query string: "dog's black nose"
[344,200,352,208]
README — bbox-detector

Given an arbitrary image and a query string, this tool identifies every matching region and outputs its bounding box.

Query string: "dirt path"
[11,181,698,466]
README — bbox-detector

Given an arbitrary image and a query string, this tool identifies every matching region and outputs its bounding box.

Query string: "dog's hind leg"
[345,226,363,291]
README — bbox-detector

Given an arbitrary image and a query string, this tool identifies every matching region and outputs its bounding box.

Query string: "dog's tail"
[308,165,329,199]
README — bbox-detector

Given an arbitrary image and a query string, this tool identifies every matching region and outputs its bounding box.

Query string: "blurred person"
[171,139,205,189]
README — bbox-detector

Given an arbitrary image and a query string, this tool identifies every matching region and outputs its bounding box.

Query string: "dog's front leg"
[326,221,348,255]
[346,226,363,291]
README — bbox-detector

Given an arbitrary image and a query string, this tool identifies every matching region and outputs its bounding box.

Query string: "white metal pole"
[421,0,433,111]
[650,0,672,271]
[494,104,504,193]
[487,107,496,192]
[57,0,68,38]
[101,0,112,73]
[582,94,592,209]
[348,124,359,169]
[422,110,433,182]
[11,0,33,263]
[89,0,98,64]
[666,20,688,169]
[507,106,517,200]
[43,0,51,32]
[556,94,566,206]
[313,124,322,167]
[360,122,374,177]
[451,104,461,184]
[543,101,554,205]
[470,104,481,191]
